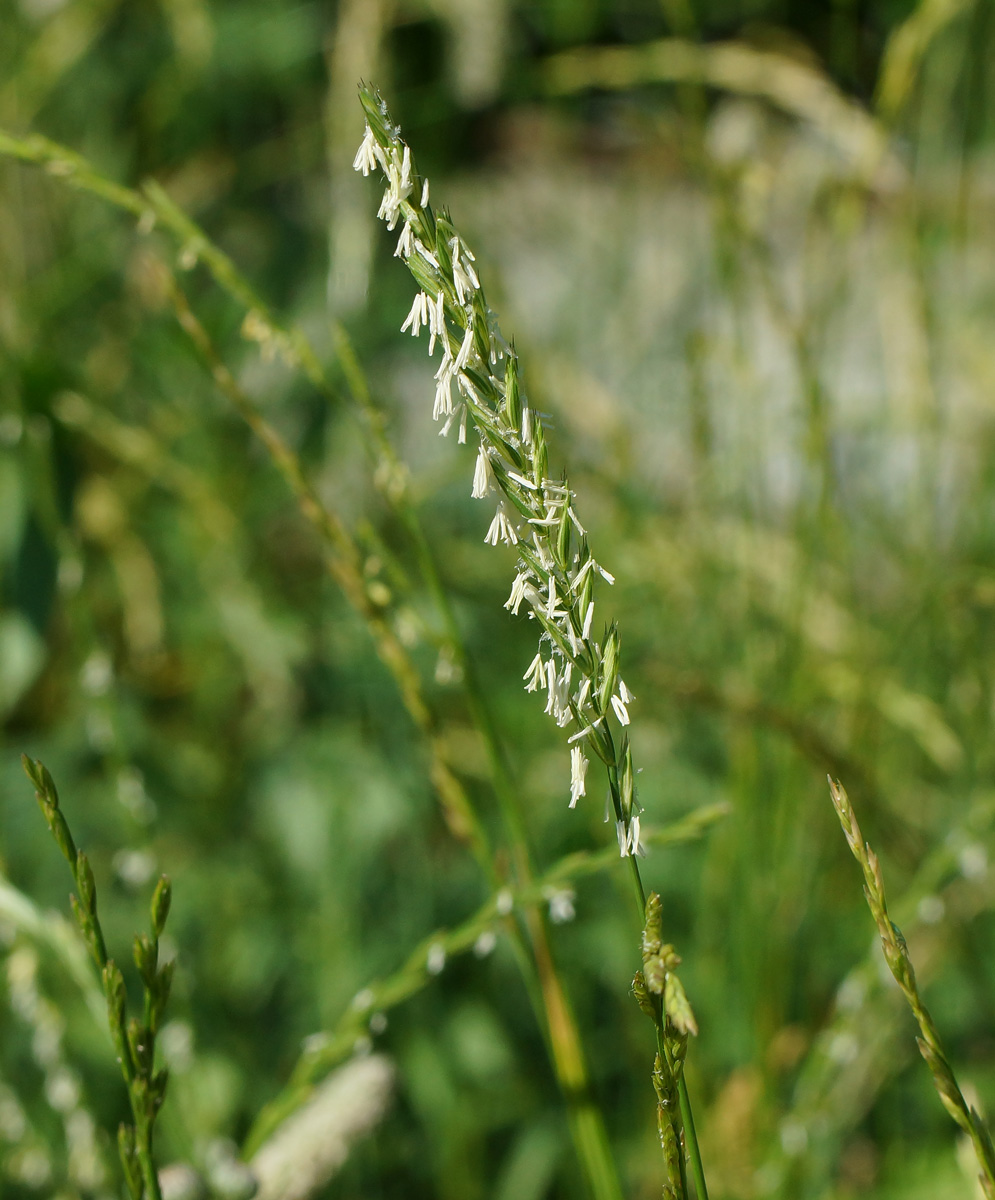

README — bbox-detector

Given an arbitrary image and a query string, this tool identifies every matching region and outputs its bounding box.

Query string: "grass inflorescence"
[22,755,174,1200]
[353,85,708,1199]
[829,777,995,1198]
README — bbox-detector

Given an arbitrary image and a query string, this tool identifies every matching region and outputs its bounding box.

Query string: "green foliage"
[1,2,995,1199]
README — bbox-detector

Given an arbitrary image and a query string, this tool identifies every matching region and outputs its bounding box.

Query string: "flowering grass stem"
[829,777,995,1197]
[22,756,172,1200]
[355,84,710,1200]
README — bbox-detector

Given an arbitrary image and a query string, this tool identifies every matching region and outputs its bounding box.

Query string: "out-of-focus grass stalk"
[0,0,123,126]
[543,37,899,183]
[246,800,728,1153]
[161,283,463,822]
[705,177,840,527]
[652,665,881,804]
[874,0,973,124]
[162,274,489,856]
[22,756,174,1200]
[0,873,107,1031]
[766,792,995,1196]
[829,777,995,1197]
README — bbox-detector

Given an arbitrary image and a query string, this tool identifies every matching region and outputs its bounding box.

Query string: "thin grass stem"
[829,777,995,1198]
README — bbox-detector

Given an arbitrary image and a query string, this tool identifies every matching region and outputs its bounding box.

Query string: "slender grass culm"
[353,85,708,1200]
[829,777,995,1197]
[21,756,174,1200]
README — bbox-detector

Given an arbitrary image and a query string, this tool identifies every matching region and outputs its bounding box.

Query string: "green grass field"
[1,2,995,1197]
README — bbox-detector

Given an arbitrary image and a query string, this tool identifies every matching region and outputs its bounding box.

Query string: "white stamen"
[433,365,453,421]
[453,323,475,372]
[485,503,519,546]
[401,291,429,336]
[630,812,646,857]
[438,401,466,439]
[505,572,531,614]
[416,241,439,269]
[353,125,378,175]
[471,444,493,499]
[523,652,545,692]
[394,220,415,259]
[428,291,445,355]
[506,471,540,491]
[568,715,604,744]
[573,559,594,586]
[544,659,557,715]
[450,237,480,303]
[569,746,588,808]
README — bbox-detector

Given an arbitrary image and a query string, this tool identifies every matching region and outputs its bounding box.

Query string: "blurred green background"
[2,0,995,1197]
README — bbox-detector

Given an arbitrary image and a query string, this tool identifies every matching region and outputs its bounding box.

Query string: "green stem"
[656,1025,689,1200]
[139,1130,163,1200]
[678,1075,708,1200]
[607,751,709,1200]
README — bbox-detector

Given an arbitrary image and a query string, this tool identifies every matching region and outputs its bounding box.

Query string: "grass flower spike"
[829,778,995,1197]
[356,86,709,1200]
[22,757,174,1200]
[355,88,642,853]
